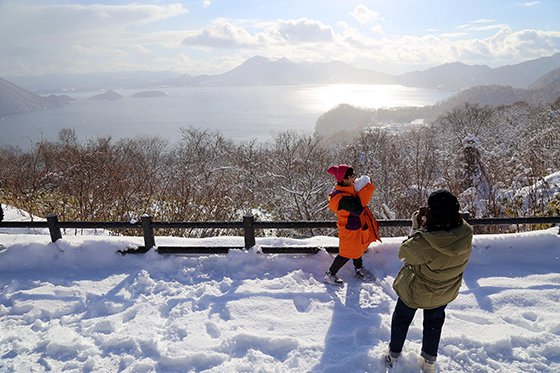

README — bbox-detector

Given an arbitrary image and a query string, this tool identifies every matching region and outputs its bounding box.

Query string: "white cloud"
[327,26,560,73]
[470,19,497,24]
[458,19,509,32]
[516,1,540,7]
[275,18,335,43]
[0,2,187,36]
[370,25,384,35]
[183,19,258,48]
[350,5,382,25]
[71,45,130,61]
[391,27,560,68]
[0,1,188,74]
[439,32,470,39]
[182,18,335,50]
[341,33,374,50]
[466,24,510,32]
[129,44,154,56]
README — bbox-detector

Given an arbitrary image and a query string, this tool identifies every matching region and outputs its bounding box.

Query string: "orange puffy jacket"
[328,182,381,259]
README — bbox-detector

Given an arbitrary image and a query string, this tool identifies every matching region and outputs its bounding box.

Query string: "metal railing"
[1,213,559,254]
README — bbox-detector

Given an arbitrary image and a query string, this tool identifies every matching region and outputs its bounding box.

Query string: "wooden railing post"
[46,213,62,243]
[141,214,156,250]
[243,212,256,249]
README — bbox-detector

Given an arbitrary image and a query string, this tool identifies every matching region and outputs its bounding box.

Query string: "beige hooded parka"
[393,221,473,309]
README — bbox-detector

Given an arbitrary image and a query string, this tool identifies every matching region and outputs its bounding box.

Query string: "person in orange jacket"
[324,164,381,285]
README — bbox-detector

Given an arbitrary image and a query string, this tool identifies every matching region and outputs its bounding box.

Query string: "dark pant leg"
[421,304,447,359]
[329,255,350,274]
[389,298,417,354]
[352,257,363,269]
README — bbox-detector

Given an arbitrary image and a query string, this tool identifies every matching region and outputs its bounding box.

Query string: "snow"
[1,205,560,372]
[511,171,560,210]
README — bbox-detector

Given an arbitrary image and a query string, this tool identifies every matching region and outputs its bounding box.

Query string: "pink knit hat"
[327,164,352,182]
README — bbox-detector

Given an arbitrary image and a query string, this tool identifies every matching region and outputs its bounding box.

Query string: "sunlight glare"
[298,84,447,113]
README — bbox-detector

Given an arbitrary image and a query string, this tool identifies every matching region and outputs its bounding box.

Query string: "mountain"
[0,77,72,117]
[526,67,560,106]
[530,66,560,90]
[161,72,193,86]
[164,56,394,86]
[7,71,180,94]
[438,66,560,111]
[398,62,492,91]
[398,53,560,91]
[491,53,560,88]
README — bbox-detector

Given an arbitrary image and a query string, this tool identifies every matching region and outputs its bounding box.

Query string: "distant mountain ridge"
[164,56,394,87]
[397,62,492,90]
[162,54,560,91]
[530,66,560,89]
[397,53,560,91]
[4,53,560,93]
[0,77,72,117]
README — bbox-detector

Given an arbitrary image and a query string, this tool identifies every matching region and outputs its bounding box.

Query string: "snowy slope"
[1,205,560,372]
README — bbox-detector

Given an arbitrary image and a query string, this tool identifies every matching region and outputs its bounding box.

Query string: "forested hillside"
[315,74,560,142]
[1,99,559,237]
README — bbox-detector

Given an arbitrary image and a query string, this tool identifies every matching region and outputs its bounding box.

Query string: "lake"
[0,84,451,148]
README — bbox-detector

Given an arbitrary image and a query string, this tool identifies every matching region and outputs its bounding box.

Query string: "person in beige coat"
[384,190,473,372]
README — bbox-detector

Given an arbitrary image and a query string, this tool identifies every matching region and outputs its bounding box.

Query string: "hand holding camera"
[411,206,428,231]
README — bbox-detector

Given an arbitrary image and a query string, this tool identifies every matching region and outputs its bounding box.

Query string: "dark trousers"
[328,255,363,274]
[389,298,446,360]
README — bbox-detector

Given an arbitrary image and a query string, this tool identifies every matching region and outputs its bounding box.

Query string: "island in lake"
[130,90,167,98]
[88,90,123,101]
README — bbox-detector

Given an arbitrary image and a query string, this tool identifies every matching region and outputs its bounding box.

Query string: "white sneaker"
[355,267,376,281]
[422,359,436,373]
[324,271,343,285]
[384,353,398,369]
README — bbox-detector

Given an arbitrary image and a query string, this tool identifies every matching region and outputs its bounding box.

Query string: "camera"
[416,206,428,227]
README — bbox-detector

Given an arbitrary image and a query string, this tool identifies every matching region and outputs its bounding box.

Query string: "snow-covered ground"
[1,205,560,372]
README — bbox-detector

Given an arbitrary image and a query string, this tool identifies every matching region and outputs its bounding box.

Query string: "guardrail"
[1,213,559,254]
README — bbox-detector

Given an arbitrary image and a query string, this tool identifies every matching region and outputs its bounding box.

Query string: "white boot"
[354,267,376,281]
[324,271,343,285]
[383,351,399,369]
[421,358,436,373]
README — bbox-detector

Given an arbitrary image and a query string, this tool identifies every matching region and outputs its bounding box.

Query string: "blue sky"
[0,0,559,76]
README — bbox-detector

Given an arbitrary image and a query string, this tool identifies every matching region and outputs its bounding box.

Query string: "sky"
[1,204,560,372]
[1,0,560,77]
